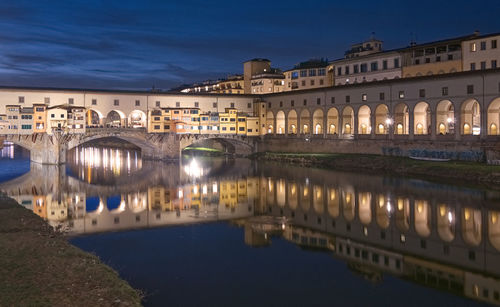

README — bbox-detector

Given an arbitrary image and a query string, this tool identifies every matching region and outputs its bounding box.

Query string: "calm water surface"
[1,144,499,306]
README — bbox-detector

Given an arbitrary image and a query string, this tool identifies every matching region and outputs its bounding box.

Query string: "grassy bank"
[0,194,142,307]
[252,152,500,189]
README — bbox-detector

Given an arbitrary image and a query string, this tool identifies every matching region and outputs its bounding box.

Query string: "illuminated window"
[470,42,477,52]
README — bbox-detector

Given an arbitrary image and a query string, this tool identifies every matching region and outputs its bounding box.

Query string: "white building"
[462,32,500,71]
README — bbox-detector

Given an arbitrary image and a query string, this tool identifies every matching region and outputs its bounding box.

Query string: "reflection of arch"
[300,109,310,134]
[358,105,371,134]
[436,100,454,135]
[414,102,430,135]
[276,111,285,134]
[128,110,147,128]
[489,211,500,251]
[376,195,390,229]
[287,182,298,210]
[415,200,431,237]
[301,184,310,211]
[266,111,275,134]
[313,185,324,214]
[358,192,372,225]
[437,205,455,242]
[327,108,339,134]
[461,99,480,135]
[394,103,409,135]
[342,189,355,221]
[395,198,410,232]
[462,208,482,246]
[328,188,339,218]
[312,109,323,135]
[342,106,354,135]
[487,98,500,135]
[375,104,389,134]
[287,110,297,134]
[107,195,126,214]
[128,193,147,213]
[277,179,286,207]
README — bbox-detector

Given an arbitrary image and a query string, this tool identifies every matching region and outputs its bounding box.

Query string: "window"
[481,61,486,70]
[309,69,316,76]
[467,85,474,94]
[345,95,350,103]
[331,97,335,104]
[394,58,400,68]
[18,96,24,103]
[155,101,160,107]
[44,97,50,104]
[442,87,448,96]
[194,101,199,107]
[480,41,486,50]
[436,56,441,62]
[379,92,385,100]
[135,100,140,106]
[370,62,378,71]
[319,79,324,85]
[303,99,307,106]
[337,67,343,76]
[316,98,321,105]
[448,54,453,60]
[279,101,283,107]
[68,98,74,104]
[470,63,476,70]
[425,58,430,63]
[470,42,477,52]
[301,80,306,86]
[300,70,307,77]
[114,99,119,106]
[492,40,498,49]
[176,102,180,107]
[362,94,367,101]
[60,114,64,118]
[92,99,97,105]
[360,63,367,73]
[51,114,55,118]
[291,100,295,107]
[230,102,235,108]
[247,103,251,108]
[213,102,217,108]
[399,91,405,99]
[415,59,420,65]
[354,64,359,73]
[345,66,350,74]
[268,102,271,108]
[492,60,497,69]
[419,89,426,98]
[310,80,315,86]
[318,68,326,76]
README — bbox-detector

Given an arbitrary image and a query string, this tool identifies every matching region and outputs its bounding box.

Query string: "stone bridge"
[1,128,258,164]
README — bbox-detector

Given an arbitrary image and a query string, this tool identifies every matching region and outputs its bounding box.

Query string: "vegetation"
[253,152,500,189]
[0,194,142,307]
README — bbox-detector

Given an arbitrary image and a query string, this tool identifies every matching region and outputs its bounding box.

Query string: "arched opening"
[300,109,310,134]
[105,110,126,128]
[312,109,323,135]
[287,110,297,134]
[436,100,455,135]
[328,188,339,218]
[86,109,103,127]
[277,179,286,207]
[394,103,409,135]
[342,106,354,135]
[327,108,339,135]
[462,208,481,246]
[358,105,371,134]
[415,200,431,237]
[301,184,310,211]
[266,178,275,206]
[127,192,147,213]
[313,185,324,214]
[128,110,147,128]
[413,102,430,135]
[266,111,275,134]
[107,195,126,213]
[287,182,298,210]
[358,192,372,225]
[487,98,500,135]
[461,99,481,135]
[376,194,391,229]
[488,211,500,251]
[395,198,410,232]
[437,205,455,242]
[375,104,390,134]
[276,111,285,134]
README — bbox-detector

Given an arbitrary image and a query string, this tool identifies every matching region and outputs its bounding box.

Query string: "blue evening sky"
[0,0,499,90]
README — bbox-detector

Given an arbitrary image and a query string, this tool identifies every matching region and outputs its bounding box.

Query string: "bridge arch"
[179,134,254,156]
[128,110,147,128]
[460,98,481,135]
[86,109,104,127]
[436,100,455,135]
[105,110,126,128]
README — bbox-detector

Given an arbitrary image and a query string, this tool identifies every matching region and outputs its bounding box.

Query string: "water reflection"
[2,147,500,305]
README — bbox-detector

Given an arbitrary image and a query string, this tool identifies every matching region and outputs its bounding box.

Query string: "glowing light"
[447,117,453,123]
[385,118,393,125]
[492,213,498,224]
[202,184,208,195]
[212,183,218,193]
[183,159,203,178]
[447,211,453,223]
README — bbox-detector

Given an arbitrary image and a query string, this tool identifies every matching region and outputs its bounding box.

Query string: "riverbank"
[0,194,142,306]
[252,152,500,189]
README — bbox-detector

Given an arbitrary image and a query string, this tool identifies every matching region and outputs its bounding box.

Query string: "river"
[0,143,498,306]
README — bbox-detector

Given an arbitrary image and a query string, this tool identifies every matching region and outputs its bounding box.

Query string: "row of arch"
[266,179,500,250]
[266,98,500,136]
[86,109,147,128]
